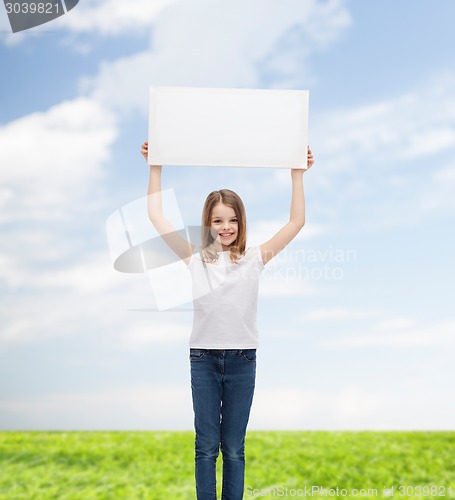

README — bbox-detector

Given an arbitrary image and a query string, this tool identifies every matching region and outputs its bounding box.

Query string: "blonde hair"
[201,189,247,263]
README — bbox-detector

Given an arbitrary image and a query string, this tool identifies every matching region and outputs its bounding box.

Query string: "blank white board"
[148,86,309,169]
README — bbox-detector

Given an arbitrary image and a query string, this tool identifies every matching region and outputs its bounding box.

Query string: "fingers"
[307,146,314,168]
[141,141,148,158]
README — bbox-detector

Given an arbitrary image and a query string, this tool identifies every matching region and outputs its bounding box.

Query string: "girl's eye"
[213,220,221,224]
[231,219,238,223]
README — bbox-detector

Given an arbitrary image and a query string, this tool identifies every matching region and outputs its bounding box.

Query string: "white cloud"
[3,382,453,430]
[0,1,431,431]
[0,0,179,45]
[0,6,21,45]
[433,164,455,183]
[359,161,455,229]
[0,276,162,348]
[57,0,179,36]
[0,254,196,349]
[0,96,122,353]
[319,320,455,349]
[303,308,455,349]
[418,163,455,214]
[304,307,383,321]
[314,76,455,175]
[3,0,455,433]
[307,72,455,229]
[373,317,416,331]
[2,0,351,50]
[118,320,190,349]
[0,384,193,430]
[4,380,455,430]
[0,295,87,346]
[38,253,128,293]
[81,0,351,115]
[250,385,455,430]
[0,97,117,222]
[0,248,123,292]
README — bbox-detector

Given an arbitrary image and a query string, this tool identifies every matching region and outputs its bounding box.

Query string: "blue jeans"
[190,348,256,500]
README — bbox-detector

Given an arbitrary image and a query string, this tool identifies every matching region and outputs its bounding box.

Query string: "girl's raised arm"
[259,147,314,265]
[141,141,194,265]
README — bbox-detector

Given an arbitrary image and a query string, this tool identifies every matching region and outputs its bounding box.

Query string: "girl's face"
[210,203,238,250]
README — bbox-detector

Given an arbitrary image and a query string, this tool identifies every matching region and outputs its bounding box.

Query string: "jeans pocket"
[241,349,256,362]
[190,349,206,360]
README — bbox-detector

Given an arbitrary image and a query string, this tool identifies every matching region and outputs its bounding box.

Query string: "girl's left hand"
[307,147,314,169]
[141,141,148,162]
[291,147,314,173]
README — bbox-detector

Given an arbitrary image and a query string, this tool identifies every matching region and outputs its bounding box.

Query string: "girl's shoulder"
[243,246,264,267]
[243,247,256,258]
[186,247,203,268]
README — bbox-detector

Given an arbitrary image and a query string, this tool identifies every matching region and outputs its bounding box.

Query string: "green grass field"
[1,431,454,499]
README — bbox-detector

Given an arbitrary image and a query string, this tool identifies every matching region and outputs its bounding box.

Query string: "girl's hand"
[292,146,314,174]
[141,141,162,168]
[141,141,148,162]
[307,147,314,169]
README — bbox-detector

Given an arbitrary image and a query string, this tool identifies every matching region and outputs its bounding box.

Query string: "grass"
[0,431,454,499]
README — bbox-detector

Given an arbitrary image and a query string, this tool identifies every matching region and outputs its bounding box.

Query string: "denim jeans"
[190,348,256,500]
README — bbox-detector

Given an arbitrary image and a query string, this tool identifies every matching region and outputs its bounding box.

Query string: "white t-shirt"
[187,246,264,349]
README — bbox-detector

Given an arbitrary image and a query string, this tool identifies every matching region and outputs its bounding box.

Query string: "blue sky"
[0,0,454,430]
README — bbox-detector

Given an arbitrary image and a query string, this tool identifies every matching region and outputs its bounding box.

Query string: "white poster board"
[148,86,309,169]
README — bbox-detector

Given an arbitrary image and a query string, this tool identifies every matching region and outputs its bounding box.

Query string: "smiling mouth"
[219,233,234,237]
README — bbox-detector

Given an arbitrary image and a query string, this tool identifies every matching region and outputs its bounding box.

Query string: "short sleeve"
[247,246,264,271]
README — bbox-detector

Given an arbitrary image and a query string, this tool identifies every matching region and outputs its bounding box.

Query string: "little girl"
[141,141,314,500]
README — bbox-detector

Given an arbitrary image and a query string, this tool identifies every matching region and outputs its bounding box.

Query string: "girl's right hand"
[140,141,148,162]
[141,141,162,169]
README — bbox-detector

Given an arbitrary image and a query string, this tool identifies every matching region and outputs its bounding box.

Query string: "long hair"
[201,189,247,263]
